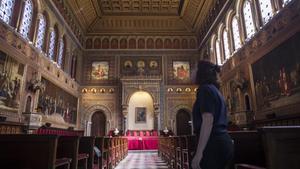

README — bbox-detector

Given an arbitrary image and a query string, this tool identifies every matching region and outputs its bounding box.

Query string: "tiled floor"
[115,150,169,169]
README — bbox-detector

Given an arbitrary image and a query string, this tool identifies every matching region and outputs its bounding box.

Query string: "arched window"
[243,0,256,39]
[223,29,230,60]
[19,0,33,39]
[232,16,242,50]
[258,0,273,25]
[282,0,292,7]
[0,0,15,25]
[48,29,56,61]
[57,38,64,68]
[35,14,46,51]
[71,55,77,79]
[216,40,222,65]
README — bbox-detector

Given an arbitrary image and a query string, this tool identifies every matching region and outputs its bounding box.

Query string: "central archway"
[128,91,154,130]
[91,111,106,137]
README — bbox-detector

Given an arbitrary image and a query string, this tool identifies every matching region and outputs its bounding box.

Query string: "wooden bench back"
[57,136,80,169]
[0,134,58,169]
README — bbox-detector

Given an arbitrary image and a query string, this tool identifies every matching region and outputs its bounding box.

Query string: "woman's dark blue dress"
[192,84,234,169]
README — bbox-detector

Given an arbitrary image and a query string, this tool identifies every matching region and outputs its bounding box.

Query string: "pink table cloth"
[125,136,158,150]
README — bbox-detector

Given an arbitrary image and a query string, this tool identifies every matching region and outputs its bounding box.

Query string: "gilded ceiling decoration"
[99,0,181,15]
[62,0,221,36]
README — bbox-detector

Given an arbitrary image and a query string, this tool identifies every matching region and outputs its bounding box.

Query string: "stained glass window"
[216,40,222,65]
[48,30,56,61]
[19,0,33,39]
[283,0,292,6]
[232,16,242,50]
[57,39,64,68]
[243,0,256,39]
[0,0,15,25]
[259,0,273,25]
[223,29,230,60]
[35,15,46,51]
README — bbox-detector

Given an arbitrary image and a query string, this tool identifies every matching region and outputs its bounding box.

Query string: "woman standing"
[191,61,233,169]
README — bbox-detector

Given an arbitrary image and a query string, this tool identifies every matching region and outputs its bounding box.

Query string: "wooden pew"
[79,137,95,169]
[104,137,112,168]
[0,134,61,169]
[182,135,196,169]
[259,126,300,169]
[57,136,89,169]
[229,131,266,168]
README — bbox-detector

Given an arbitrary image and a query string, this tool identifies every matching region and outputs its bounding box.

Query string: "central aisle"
[115,151,169,169]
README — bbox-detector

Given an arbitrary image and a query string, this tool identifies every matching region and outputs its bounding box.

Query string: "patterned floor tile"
[115,150,169,169]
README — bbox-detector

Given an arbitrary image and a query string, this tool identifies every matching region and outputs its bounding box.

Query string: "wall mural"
[91,61,109,80]
[0,51,23,112]
[173,61,190,80]
[37,78,78,124]
[252,32,300,111]
[120,56,162,76]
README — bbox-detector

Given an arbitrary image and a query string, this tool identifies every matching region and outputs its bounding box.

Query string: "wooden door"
[91,111,106,137]
[176,109,192,136]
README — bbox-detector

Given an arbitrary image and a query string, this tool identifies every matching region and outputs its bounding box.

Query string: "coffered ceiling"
[64,0,219,35]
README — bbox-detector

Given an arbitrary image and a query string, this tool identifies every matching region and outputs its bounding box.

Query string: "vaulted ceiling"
[64,0,219,35]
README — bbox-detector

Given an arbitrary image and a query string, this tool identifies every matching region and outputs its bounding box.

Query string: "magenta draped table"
[125,136,158,150]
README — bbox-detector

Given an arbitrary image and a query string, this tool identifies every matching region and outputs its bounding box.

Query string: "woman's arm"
[191,113,214,169]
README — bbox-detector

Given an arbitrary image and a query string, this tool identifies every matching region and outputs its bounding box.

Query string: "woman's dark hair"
[195,60,221,88]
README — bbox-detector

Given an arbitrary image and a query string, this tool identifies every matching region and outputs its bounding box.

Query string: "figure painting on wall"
[137,60,145,74]
[252,32,300,111]
[173,61,190,80]
[91,61,109,80]
[149,60,158,69]
[0,51,23,111]
[135,107,146,123]
[37,78,78,124]
[124,60,133,69]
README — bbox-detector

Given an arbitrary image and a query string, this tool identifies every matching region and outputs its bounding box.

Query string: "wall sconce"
[167,88,173,92]
[185,88,191,92]
[81,88,88,93]
[100,88,106,93]
[91,88,97,94]
[176,88,182,93]
[109,88,114,93]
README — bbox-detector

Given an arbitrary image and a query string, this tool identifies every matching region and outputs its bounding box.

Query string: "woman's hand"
[191,155,202,169]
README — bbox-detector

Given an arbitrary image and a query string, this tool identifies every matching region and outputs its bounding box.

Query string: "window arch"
[232,16,242,50]
[223,29,230,60]
[48,28,57,61]
[19,0,33,39]
[71,55,77,79]
[35,14,47,51]
[0,0,16,25]
[57,37,65,68]
[242,0,256,39]
[258,0,273,25]
[282,0,292,6]
[215,39,222,65]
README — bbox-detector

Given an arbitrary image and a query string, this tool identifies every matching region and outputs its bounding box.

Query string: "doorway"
[176,109,192,136]
[91,111,106,137]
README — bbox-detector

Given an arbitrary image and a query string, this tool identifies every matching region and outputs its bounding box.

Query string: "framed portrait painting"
[135,107,146,123]
[173,61,190,80]
[91,61,109,80]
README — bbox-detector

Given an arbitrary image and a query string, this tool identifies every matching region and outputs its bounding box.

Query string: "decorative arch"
[170,105,192,121]
[18,0,36,40]
[81,104,112,136]
[124,89,157,106]
[94,38,101,49]
[171,104,192,134]
[210,34,218,64]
